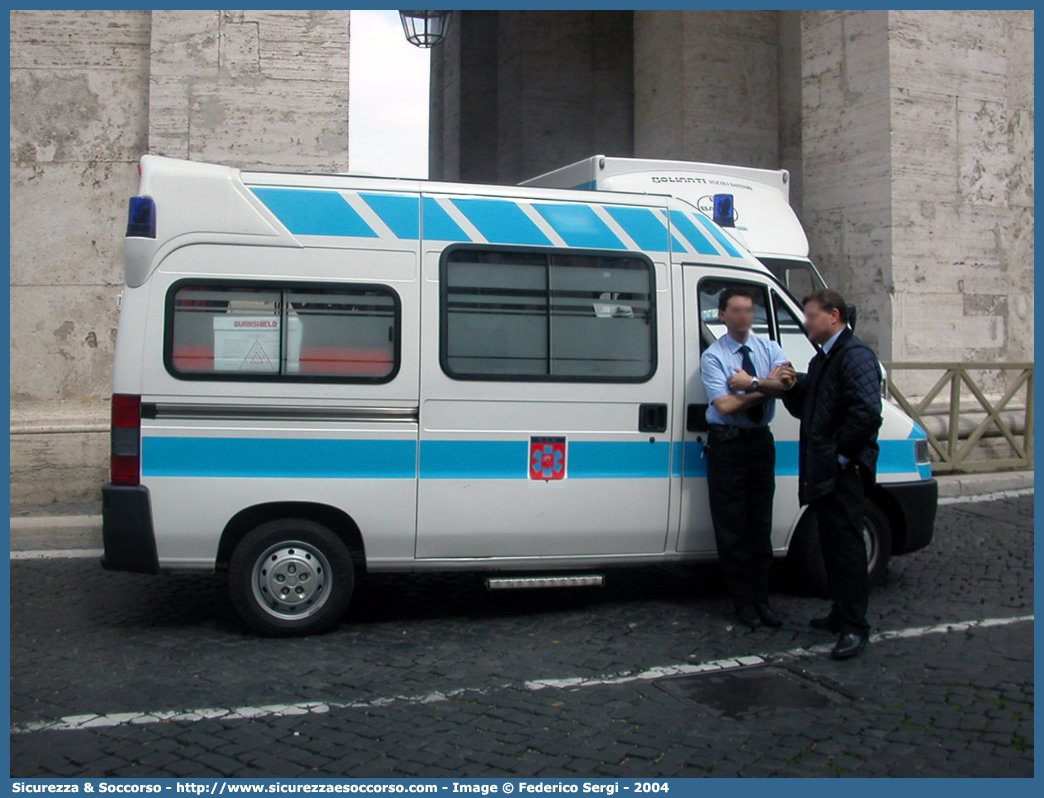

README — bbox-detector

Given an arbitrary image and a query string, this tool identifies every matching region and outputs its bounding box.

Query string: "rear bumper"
[101,484,160,574]
[881,478,938,555]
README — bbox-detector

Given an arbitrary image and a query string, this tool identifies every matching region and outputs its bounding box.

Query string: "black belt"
[708,424,772,441]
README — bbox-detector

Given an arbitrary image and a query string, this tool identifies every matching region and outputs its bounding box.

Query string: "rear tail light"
[111,394,141,485]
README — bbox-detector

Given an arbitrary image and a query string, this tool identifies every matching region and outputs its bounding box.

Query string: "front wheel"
[786,499,892,596]
[229,519,354,637]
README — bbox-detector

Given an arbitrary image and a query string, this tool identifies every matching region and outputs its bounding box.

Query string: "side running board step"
[485,575,605,590]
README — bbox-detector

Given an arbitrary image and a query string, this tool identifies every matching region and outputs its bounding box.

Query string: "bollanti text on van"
[102,155,938,636]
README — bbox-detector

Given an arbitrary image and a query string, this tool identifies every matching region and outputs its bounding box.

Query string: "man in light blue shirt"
[699,287,794,630]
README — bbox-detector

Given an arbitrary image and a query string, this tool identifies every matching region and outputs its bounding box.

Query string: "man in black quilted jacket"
[780,289,882,660]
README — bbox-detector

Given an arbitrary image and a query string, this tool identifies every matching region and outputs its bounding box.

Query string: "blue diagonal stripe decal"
[604,206,684,253]
[250,188,378,238]
[669,210,718,255]
[422,197,470,242]
[693,213,743,258]
[451,198,552,246]
[533,204,625,250]
[359,193,419,239]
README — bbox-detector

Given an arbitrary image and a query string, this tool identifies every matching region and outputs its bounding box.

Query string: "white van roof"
[126,155,777,286]
[522,155,810,259]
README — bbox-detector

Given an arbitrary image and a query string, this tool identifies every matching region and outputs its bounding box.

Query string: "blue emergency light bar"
[126,196,156,238]
[713,193,735,227]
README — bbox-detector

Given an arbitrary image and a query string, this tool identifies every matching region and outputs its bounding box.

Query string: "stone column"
[800,11,894,356]
[801,10,1034,377]
[887,10,1034,370]
[633,10,781,167]
[430,10,632,184]
[10,10,151,505]
[429,10,500,183]
[9,10,351,506]
[148,10,349,171]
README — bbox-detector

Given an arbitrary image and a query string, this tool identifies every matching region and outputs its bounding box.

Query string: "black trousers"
[810,464,870,636]
[706,428,775,608]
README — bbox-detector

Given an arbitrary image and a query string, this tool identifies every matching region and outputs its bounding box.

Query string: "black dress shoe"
[810,614,842,633]
[755,603,784,627]
[734,605,763,629]
[831,633,868,660]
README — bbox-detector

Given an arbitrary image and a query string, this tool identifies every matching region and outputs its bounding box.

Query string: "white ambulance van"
[102,155,937,636]
[522,155,828,302]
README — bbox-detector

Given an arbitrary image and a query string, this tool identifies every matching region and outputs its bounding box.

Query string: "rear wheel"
[786,499,892,595]
[229,519,354,637]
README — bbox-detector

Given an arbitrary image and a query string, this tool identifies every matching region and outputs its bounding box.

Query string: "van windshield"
[757,257,827,300]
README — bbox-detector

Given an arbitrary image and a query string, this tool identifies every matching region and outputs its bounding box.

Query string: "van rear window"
[441,248,656,382]
[166,282,399,383]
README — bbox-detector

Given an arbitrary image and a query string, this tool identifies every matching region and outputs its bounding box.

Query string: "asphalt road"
[9,495,1034,778]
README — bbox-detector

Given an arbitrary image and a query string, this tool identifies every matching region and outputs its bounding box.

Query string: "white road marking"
[11,614,1032,735]
[12,688,478,735]
[526,614,1034,690]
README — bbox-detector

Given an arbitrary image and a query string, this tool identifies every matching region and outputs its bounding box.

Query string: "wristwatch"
[749,377,760,391]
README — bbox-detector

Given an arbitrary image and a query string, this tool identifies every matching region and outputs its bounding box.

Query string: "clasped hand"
[727,362,798,392]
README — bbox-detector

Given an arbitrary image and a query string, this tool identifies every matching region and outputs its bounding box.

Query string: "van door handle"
[638,403,668,433]
[687,404,710,432]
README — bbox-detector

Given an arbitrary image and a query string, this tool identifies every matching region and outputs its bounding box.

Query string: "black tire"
[786,499,892,596]
[229,518,354,637]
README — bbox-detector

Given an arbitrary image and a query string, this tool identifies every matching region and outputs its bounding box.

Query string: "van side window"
[771,291,818,374]
[697,279,770,353]
[167,283,399,382]
[441,248,655,382]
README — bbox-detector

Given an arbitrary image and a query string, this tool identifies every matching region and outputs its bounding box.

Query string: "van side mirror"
[846,303,857,331]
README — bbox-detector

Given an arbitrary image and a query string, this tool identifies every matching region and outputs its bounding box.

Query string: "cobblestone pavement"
[10,496,1033,778]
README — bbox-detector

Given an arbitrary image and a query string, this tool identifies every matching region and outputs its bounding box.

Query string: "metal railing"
[883,363,1034,473]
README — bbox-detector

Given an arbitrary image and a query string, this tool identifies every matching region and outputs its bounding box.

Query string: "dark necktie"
[739,344,764,423]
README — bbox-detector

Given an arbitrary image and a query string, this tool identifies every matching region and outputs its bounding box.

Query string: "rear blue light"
[713,193,735,227]
[126,196,156,238]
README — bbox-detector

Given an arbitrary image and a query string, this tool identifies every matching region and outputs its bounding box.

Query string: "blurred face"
[803,300,843,344]
[719,294,755,338]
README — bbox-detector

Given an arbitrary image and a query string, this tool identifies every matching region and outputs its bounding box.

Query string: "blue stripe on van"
[677,441,798,479]
[775,441,800,476]
[359,193,419,239]
[142,438,416,479]
[777,439,918,478]
[878,439,923,478]
[423,197,470,241]
[668,211,718,255]
[693,213,743,258]
[450,199,553,246]
[569,442,671,478]
[604,206,680,253]
[533,204,625,250]
[250,188,378,238]
[420,441,526,479]
[420,441,671,479]
[678,441,705,478]
[675,439,920,480]
[143,436,925,482]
